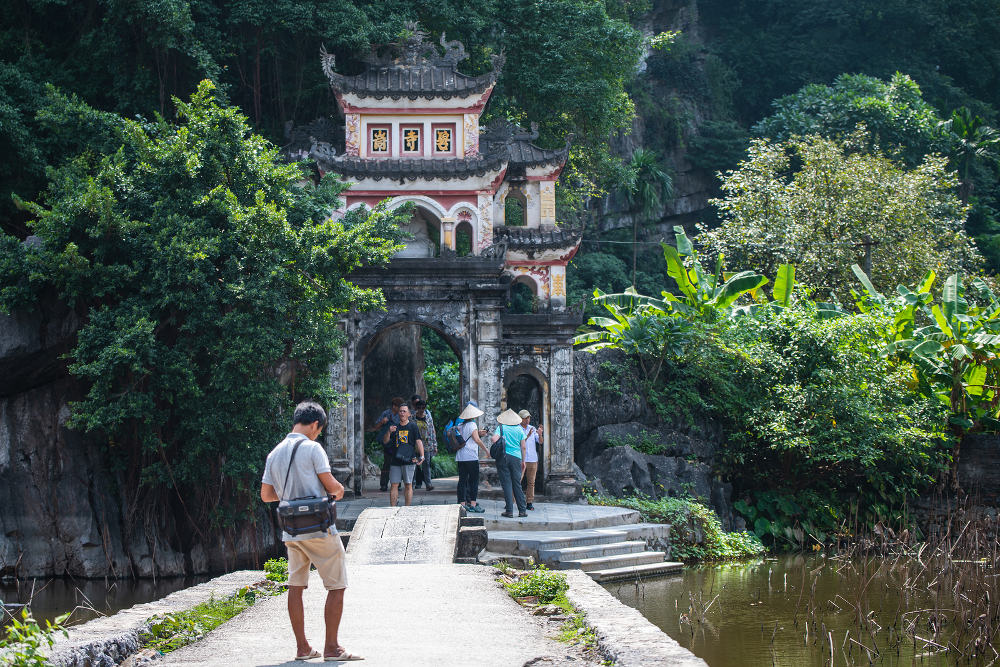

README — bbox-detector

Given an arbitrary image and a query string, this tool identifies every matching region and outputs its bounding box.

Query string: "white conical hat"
[459,403,483,420]
[496,409,521,426]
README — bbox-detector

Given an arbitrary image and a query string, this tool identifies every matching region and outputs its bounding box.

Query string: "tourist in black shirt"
[381,404,424,506]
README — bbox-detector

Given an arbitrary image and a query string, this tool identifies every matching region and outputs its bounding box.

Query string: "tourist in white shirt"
[454,402,489,513]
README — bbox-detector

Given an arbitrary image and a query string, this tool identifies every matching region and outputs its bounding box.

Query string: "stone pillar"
[441,217,456,252]
[546,344,580,499]
[327,323,353,488]
[550,265,567,311]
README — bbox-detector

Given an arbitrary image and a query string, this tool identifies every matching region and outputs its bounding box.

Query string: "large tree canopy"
[753,73,948,166]
[701,135,981,299]
[0,82,405,520]
[0,0,642,235]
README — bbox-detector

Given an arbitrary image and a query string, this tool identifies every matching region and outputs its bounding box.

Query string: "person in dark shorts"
[382,404,424,506]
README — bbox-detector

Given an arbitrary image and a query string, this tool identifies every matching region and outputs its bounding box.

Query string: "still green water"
[1,577,207,626]
[604,554,957,666]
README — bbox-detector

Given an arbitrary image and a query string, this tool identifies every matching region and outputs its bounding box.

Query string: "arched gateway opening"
[361,322,463,487]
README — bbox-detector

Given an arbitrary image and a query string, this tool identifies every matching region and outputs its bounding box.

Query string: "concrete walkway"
[159,505,593,667]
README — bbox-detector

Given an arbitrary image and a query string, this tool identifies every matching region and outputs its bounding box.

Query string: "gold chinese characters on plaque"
[371,128,388,153]
[403,128,420,153]
[435,128,452,153]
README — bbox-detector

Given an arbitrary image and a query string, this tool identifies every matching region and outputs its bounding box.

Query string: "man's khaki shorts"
[285,532,348,590]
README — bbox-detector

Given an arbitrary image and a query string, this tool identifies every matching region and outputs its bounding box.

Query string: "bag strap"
[280,436,307,501]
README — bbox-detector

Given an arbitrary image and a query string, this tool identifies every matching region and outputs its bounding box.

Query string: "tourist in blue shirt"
[491,409,528,518]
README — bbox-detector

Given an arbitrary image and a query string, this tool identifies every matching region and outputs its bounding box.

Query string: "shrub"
[502,565,569,604]
[263,558,288,583]
[0,609,69,667]
[587,493,765,561]
[651,301,951,545]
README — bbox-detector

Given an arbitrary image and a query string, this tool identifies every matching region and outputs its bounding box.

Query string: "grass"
[496,564,603,657]
[141,580,283,654]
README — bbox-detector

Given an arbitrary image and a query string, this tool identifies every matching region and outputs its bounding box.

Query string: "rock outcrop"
[572,348,738,529]
[0,305,281,578]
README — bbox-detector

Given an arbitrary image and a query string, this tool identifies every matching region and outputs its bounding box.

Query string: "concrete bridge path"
[158,505,589,667]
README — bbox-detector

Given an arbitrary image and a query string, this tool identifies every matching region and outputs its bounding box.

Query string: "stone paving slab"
[159,566,591,667]
[346,505,460,564]
[338,496,639,532]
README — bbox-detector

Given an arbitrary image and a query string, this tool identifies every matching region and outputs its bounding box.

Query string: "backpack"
[489,425,506,462]
[444,419,469,454]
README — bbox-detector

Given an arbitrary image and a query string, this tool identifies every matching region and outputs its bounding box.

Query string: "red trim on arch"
[525,166,566,181]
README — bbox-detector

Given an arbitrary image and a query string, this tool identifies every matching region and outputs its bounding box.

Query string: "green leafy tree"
[753,72,948,166]
[0,81,405,524]
[702,135,981,300]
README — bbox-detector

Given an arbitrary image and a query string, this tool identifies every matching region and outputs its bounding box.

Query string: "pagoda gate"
[287,27,582,499]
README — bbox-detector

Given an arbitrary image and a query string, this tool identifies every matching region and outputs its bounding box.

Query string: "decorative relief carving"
[464,114,479,156]
[551,271,565,298]
[478,196,493,252]
[345,114,361,156]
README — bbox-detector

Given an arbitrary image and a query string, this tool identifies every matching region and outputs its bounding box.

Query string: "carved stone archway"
[325,252,581,499]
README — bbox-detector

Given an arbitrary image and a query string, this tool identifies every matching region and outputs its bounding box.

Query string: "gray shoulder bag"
[275,438,337,537]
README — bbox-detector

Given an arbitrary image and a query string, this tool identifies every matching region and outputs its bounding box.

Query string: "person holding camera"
[382,404,424,507]
[260,401,362,662]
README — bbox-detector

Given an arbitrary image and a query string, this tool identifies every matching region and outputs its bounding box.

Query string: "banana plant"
[854,264,1000,432]
[659,226,768,322]
[574,286,692,384]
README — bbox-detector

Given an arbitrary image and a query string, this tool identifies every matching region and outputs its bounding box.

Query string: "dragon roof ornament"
[320,24,503,100]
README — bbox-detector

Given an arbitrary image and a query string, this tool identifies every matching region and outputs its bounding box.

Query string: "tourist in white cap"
[518,409,542,510]
[455,402,489,513]
[491,408,528,518]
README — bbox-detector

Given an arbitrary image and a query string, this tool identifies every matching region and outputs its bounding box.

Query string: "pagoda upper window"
[369,125,391,154]
[432,123,455,156]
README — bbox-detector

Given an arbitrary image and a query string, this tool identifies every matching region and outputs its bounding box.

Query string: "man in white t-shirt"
[519,409,542,510]
[261,401,362,662]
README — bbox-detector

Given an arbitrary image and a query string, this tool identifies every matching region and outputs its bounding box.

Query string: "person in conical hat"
[454,401,489,513]
[459,403,484,420]
[490,409,528,517]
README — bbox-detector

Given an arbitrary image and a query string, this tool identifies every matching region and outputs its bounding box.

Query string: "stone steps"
[558,550,668,572]
[487,522,682,582]
[538,539,647,564]
[587,560,684,582]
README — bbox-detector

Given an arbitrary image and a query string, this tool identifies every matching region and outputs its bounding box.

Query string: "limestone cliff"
[0,305,281,578]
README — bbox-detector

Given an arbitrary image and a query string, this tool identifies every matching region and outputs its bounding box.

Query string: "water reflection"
[604,554,955,666]
[1,576,208,626]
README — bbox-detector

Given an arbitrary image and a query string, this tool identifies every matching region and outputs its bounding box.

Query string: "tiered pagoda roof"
[320,153,508,181]
[321,26,502,101]
[481,119,570,169]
